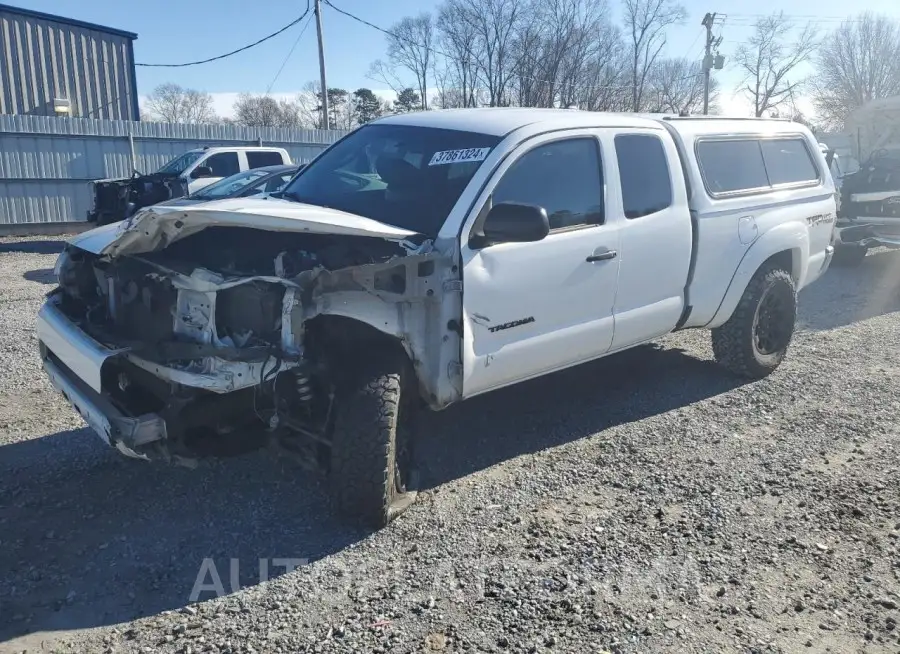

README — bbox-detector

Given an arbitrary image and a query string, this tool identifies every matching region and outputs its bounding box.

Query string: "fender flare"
[707,221,808,329]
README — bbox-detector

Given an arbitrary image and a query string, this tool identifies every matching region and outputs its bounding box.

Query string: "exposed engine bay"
[50,216,449,467]
[88,173,188,225]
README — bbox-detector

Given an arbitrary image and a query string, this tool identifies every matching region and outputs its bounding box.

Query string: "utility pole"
[701,12,724,115]
[314,0,329,130]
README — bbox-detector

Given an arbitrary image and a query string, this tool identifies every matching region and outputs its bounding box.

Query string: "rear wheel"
[712,266,797,379]
[329,355,418,528]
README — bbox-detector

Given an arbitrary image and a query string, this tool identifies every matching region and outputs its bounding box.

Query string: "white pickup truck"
[39,109,835,527]
[88,146,293,225]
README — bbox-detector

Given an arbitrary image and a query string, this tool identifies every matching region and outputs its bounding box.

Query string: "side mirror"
[191,166,213,179]
[477,202,550,247]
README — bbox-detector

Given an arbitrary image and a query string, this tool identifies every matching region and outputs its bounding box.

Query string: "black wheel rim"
[753,285,792,355]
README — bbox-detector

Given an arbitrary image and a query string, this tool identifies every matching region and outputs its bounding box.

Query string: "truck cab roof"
[374,107,665,136]
[186,146,290,153]
[374,107,805,139]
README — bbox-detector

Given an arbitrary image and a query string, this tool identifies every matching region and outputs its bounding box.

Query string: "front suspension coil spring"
[294,370,314,402]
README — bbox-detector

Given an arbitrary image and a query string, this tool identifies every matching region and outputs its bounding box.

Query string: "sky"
[19,0,900,119]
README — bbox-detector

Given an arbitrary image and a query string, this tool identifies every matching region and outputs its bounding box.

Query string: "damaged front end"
[39,202,454,467]
[835,153,900,249]
[88,173,188,226]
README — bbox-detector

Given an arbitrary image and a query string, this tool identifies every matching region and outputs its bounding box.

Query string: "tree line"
[142,2,900,132]
[142,82,422,130]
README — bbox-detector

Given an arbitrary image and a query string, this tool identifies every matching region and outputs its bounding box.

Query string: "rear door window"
[615,134,673,218]
[247,151,286,168]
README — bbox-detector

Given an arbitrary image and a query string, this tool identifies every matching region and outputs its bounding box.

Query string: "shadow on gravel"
[22,268,56,285]
[799,249,900,332]
[417,343,744,489]
[0,240,67,255]
[0,344,742,644]
[0,432,363,644]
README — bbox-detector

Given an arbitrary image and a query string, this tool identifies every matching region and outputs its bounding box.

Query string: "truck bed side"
[660,120,836,329]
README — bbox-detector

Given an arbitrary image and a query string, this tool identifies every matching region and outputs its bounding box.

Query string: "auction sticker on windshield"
[428,147,491,166]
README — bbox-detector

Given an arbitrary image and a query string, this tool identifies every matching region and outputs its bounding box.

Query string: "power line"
[136,9,311,68]
[723,15,870,26]
[266,11,314,94]
[685,27,707,58]
[727,13,863,20]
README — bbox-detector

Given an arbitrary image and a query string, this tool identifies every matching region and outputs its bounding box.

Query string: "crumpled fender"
[707,221,808,329]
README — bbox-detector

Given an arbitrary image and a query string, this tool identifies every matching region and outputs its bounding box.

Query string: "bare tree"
[436,0,480,108]
[367,59,407,97]
[813,13,900,130]
[622,0,686,112]
[734,13,819,118]
[558,0,616,108]
[647,57,717,114]
[232,94,309,128]
[574,21,630,112]
[385,13,434,110]
[441,0,523,106]
[384,0,689,113]
[510,0,616,109]
[297,81,324,127]
[143,83,217,124]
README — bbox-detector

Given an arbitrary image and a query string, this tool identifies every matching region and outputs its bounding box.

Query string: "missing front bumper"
[41,354,167,458]
[37,296,283,461]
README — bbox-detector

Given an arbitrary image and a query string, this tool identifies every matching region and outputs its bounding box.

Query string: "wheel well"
[303,315,414,382]
[762,249,799,282]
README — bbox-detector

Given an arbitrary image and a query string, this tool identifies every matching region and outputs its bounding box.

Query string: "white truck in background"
[88,146,292,226]
[833,95,900,265]
[39,109,834,528]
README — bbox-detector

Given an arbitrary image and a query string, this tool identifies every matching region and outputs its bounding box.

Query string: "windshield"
[157,151,203,175]
[192,168,272,199]
[282,124,501,236]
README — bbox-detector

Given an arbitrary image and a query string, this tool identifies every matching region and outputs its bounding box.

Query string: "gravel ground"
[1,235,899,654]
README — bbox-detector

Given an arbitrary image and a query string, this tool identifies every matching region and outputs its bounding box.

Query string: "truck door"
[606,130,692,350]
[460,132,621,398]
[185,151,241,194]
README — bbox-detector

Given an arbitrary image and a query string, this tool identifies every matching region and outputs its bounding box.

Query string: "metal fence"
[0,114,350,225]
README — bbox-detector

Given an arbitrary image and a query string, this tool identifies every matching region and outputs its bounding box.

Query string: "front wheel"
[329,355,418,528]
[712,266,797,379]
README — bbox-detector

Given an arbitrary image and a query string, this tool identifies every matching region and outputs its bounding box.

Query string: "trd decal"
[806,213,834,226]
[488,316,535,333]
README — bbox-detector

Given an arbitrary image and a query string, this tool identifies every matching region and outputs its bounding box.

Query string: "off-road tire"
[832,244,867,267]
[329,355,418,529]
[711,266,797,379]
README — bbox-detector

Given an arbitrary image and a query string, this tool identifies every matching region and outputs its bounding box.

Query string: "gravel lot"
[1,235,899,654]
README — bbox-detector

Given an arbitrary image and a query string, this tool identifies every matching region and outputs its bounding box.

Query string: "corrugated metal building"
[0,3,139,121]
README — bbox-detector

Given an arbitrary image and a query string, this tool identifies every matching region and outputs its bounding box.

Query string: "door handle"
[586,250,617,263]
